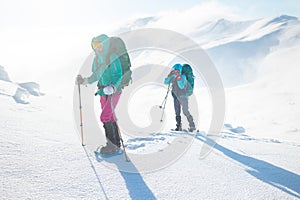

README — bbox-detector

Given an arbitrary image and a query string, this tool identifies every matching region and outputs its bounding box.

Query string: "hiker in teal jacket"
[164,64,196,132]
[87,34,123,96]
[77,34,123,155]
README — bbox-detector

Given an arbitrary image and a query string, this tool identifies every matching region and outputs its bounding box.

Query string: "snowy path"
[1,95,300,199]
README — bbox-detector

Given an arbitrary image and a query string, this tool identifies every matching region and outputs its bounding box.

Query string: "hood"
[172,64,182,74]
[91,34,110,55]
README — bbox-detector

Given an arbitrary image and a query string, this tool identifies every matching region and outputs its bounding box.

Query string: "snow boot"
[100,122,120,155]
[175,116,182,131]
[187,115,196,132]
[112,122,121,148]
[99,140,120,155]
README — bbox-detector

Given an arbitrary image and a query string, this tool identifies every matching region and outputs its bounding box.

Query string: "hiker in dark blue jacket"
[164,64,196,132]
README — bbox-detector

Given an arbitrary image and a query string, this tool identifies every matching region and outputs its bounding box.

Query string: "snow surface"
[1,89,300,199]
[19,82,45,97]
[0,67,44,104]
[0,65,11,82]
[1,15,300,199]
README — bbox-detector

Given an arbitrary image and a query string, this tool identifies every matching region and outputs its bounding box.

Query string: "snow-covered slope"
[204,15,300,86]
[1,80,300,199]
[118,16,158,33]
[120,15,300,87]
[0,80,18,96]
[194,15,298,48]
[0,65,11,82]
[225,39,300,142]
[1,14,300,199]
[19,82,44,96]
[0,66,44,104]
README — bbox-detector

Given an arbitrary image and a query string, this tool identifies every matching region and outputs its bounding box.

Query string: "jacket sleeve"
[87,59,100,84]
[164,76,171,85]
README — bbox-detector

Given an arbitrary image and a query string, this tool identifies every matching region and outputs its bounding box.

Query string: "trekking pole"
[109,95,130,162]
[159,82,171,108]
[77,77,85,146]
[160,83,171,122]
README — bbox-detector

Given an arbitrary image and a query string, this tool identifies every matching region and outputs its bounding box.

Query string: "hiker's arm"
[164,76,171,85]
[164,70,177,85]
[87,59,100,84]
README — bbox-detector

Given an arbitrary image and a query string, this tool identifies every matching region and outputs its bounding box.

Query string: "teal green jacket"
[87,34,123,96]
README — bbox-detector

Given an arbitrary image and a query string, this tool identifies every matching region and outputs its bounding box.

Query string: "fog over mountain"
[118,14,300,87]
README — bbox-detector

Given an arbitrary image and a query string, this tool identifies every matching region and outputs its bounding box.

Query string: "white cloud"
[143,2,238,34]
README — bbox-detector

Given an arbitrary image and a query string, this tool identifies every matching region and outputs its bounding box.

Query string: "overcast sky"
[0,0,299,94]
[0,0,299,29]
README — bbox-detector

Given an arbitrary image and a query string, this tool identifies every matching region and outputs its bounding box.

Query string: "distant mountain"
[118,15,300,87]
[192,15,299,48]
[117,16,158,33]
[201,15,299,86]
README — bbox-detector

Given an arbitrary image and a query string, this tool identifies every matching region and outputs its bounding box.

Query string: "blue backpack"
[182,64,194,96]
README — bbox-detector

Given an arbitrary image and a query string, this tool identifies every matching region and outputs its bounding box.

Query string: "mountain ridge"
[118,14,300,87]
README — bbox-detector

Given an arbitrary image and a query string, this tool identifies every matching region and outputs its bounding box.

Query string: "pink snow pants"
[100,92,121,123]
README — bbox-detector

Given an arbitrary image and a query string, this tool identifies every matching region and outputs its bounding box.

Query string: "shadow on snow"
[94,150,156,200]
[195,132,300,199]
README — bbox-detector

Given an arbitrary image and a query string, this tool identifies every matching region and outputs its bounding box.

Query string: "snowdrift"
[0,66,44,104]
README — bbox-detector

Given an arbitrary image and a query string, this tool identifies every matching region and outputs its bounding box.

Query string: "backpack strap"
[106,38,112,66]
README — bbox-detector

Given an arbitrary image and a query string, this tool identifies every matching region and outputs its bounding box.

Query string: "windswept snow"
[19,82,44,97]
[0,80,18,96]
[2,63,300,199]
[127,15,300,87]
[1,14,300,199]
[0,67,44,104]
[13,87,30,104]
[1,93,300,199]
[0,65,11,82]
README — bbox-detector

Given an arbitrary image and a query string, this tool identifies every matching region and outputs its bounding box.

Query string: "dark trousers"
[172,92,191,117]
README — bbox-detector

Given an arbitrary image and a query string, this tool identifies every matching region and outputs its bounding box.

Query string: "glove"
[103,85,116,95]
[168,69,180,77]
[174,73,182,80]
[168,70,182,81]
[76,75,88,85]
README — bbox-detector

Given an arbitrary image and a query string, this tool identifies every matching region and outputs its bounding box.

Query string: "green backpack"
[182,64,195,96]
[106,37,132,88]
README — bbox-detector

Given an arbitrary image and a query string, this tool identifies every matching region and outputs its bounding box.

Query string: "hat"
[172,64,182,73]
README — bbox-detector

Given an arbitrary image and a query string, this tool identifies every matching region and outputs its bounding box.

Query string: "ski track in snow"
[125,129,300,153]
